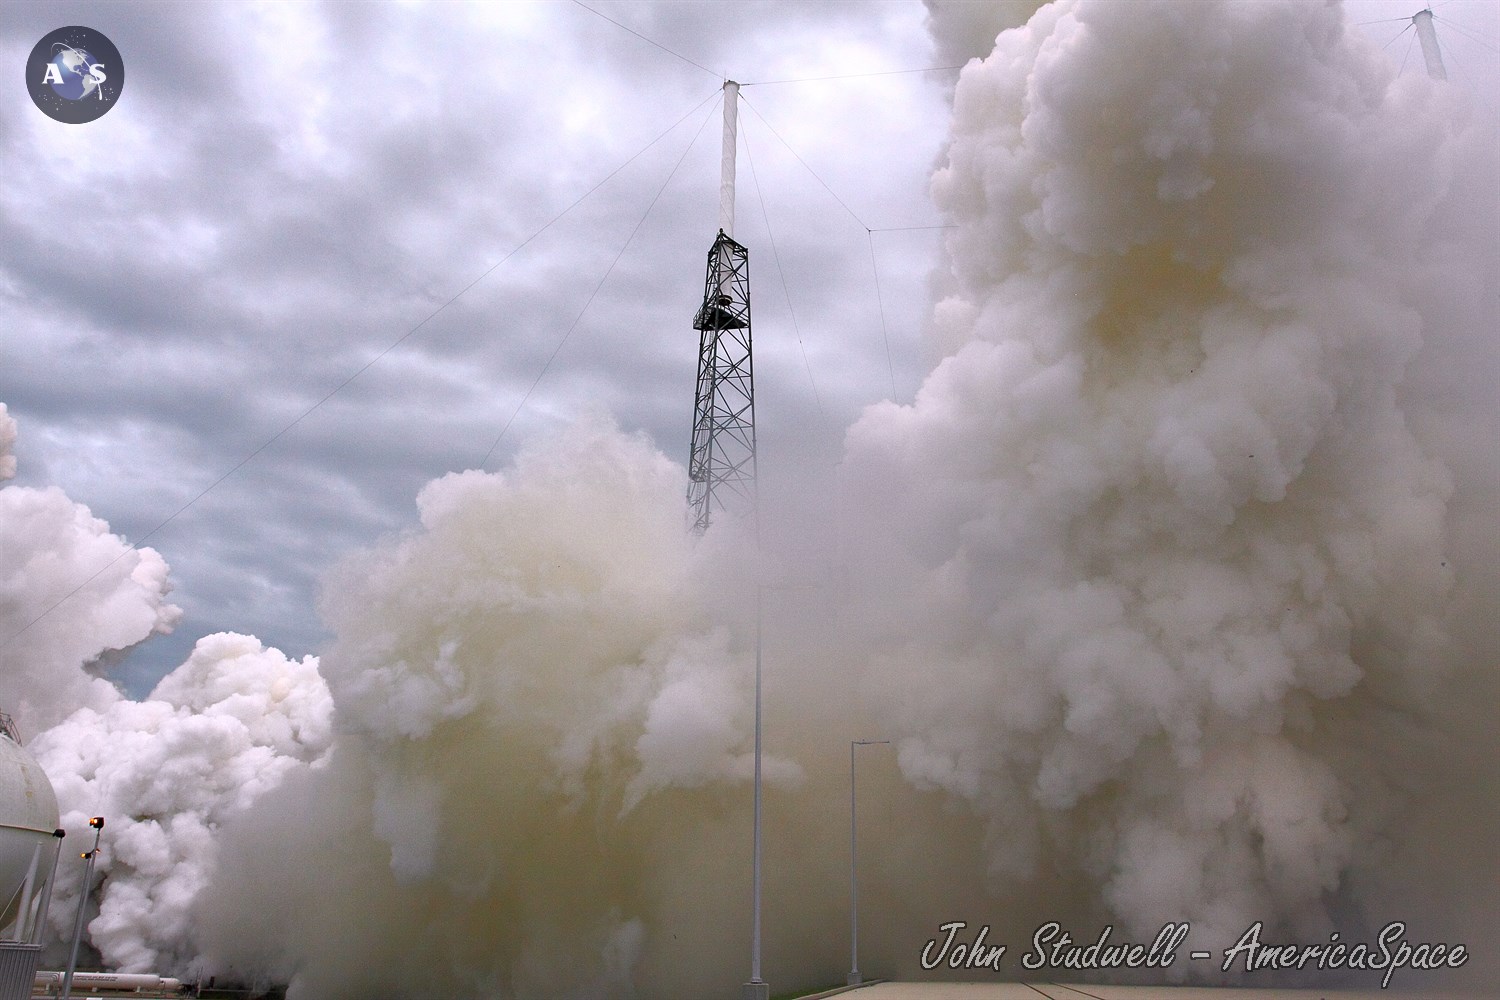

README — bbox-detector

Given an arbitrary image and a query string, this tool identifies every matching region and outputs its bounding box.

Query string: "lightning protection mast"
[687,80,756,537]
[685,81,767,1000]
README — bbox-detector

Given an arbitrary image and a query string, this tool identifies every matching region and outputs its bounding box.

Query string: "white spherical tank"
[0,731,59,933]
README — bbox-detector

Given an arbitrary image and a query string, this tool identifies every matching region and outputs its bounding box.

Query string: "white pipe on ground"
[35,970,183,992]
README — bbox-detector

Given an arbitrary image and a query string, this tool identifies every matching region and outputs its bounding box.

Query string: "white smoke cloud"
[312,416,787,810]
[30,633,331,972]
[189,416,798,999]
[844,0,1496,973]
[4,403,809,997]
[923,0,1042,70]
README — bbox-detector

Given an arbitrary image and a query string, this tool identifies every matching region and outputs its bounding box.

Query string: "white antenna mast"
[720,80,740,237]
[1412,8,1448,80]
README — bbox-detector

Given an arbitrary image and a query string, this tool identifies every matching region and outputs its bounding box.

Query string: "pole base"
[740,980,770,1000]
[847,971,863,986]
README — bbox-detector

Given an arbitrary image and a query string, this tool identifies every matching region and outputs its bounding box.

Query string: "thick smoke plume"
[189,418,797,999]
[4,0,1496,995]
[843,0,1497,980]
[32,634,331,972]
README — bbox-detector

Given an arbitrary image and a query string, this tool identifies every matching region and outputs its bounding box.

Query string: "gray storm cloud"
[3,0,1496,996]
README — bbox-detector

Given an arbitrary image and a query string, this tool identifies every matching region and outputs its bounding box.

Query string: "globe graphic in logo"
[48,44,105,101]
[26,26,124,124]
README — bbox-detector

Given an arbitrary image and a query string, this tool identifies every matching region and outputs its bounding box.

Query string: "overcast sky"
[4,0,1495,696]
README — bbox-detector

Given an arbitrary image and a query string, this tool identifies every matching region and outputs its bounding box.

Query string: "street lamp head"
[88,816,104,830]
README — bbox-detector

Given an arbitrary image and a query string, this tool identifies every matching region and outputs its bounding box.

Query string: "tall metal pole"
[691,78,762,1000]
[848,741,890,986]
[62,818,104,1000]
[33,830,66,946]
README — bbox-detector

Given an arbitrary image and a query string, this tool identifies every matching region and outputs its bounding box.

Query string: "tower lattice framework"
[686,229,755,535]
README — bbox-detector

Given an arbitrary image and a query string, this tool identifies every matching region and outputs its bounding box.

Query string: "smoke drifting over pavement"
[3,0,1495,995]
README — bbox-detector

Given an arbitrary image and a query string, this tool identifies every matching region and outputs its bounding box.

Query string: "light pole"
[848,740,889,986]
[61,816,104,1000]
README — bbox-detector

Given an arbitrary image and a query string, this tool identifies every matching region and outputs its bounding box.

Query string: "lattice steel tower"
[687,81,756,536]
[687,231,754,534]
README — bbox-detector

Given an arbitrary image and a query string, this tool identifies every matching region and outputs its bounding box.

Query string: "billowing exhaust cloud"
[5,0,1496,995]
[188,417,792,999]
[842,0,1497,975]
[31,634,331,973]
